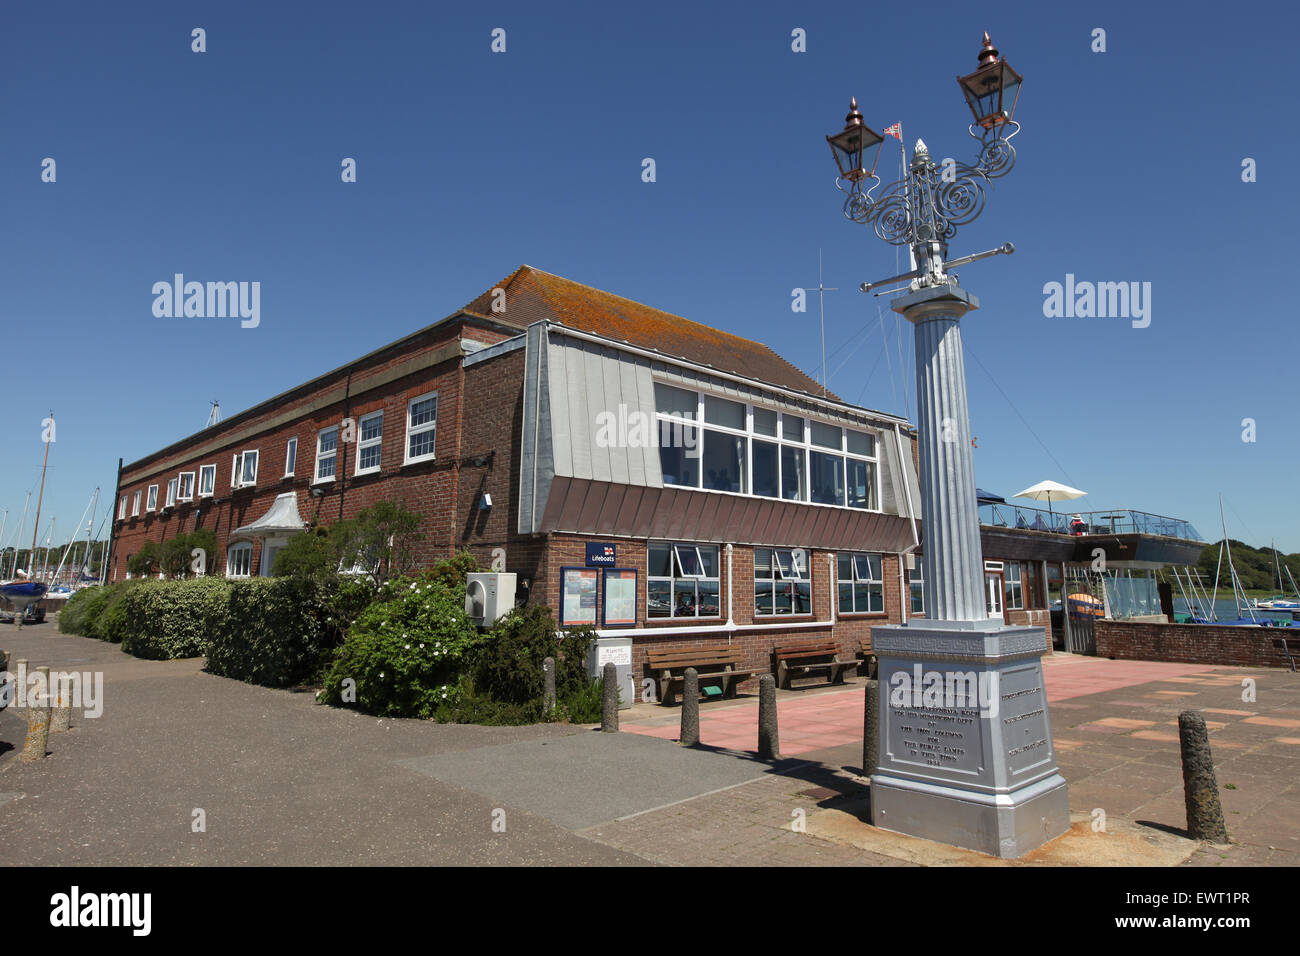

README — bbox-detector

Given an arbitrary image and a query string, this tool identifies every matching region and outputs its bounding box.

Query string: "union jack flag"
[882,123,903,141]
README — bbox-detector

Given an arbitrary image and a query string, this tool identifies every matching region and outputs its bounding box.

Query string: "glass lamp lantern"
[957,32,1023,129]
[826,97,885,183]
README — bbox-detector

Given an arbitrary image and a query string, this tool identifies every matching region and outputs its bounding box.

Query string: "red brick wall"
[537,534,909,701]
[110,318,517,580]
[1096,620,1296,669]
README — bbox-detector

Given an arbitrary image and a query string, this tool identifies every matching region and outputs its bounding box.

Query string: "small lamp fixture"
[479,493,493,511]
[957,32,1023,129]
[826,97,885,183]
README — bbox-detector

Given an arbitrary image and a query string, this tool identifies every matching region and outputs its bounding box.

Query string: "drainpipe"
[725,543,734,642]
[338,372,352,524]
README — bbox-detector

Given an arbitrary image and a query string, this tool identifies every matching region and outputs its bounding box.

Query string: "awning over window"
[233,492,305,537]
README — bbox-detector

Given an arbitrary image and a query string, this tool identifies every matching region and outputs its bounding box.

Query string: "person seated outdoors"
[1069,515,1087,536]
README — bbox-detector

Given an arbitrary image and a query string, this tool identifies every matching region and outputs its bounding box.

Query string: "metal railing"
[978,503,1202,541]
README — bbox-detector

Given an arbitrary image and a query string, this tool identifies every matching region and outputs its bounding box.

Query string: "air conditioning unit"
[465,572,517,627]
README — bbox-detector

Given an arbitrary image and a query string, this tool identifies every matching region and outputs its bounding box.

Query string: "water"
[1173,597,1300,623]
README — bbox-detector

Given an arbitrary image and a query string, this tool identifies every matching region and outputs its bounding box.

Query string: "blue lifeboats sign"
[585,542,617,567]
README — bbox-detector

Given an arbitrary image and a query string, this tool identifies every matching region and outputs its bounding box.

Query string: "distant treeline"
[1190,539,1300,594]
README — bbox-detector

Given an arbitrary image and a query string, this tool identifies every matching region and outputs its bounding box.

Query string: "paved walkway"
[618,654,1222,756]
[4,624,1298,866]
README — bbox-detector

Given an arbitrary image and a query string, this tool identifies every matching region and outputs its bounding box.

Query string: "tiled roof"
[463,265,838,400]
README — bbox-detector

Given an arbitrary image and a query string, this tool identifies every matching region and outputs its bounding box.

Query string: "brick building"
[109,265,935,696]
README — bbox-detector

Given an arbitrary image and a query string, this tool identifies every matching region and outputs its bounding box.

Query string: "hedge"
[204,576,371,687]
[119,578,232,660]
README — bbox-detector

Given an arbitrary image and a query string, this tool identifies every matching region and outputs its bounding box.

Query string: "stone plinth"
[868,621,1069,858]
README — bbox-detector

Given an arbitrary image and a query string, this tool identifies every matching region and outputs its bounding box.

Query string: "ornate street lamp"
[826,97,885,187]
[957,32,1022,131]
[825,33,1069,860]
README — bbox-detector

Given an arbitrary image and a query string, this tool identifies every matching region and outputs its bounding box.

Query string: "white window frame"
[226,541,254,579]
[118,496,127,520]
[1005,561,1024,611]
[284,437,298,478]
[647,541,721,620]
[908,564,925,615]
[755,547,813,617]
[146,485,158,512]
[404,392,438,464]
[165,478,178,508]
[653,381,882,512]
[355,410,383,475]
[239,449,259,487]
[177,471,195,502]
[131,492,141,517]
[838,551,885,614]
[198,464,216,498]
[314,426,339,483]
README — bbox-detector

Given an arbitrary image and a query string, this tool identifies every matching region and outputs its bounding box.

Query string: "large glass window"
[239,450,259,487]
[146,485,158,511]
[131,492,141,517]
[909,563,925,615]
[165,478,178,508]
[810,451,845,505]
[226,542,253,578]
[838,552,884,614]
[1005,562,1024,610]
[755,548,812,616]
[315,426,338,481]
[178,472,195,502]
[647,542,720,619]
[198,464,216,497]
[650,382,880,510]
[406,393,438,463]
[702,431,746,493]
[356,411,383,474]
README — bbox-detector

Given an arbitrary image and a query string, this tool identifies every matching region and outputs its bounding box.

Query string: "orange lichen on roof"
[463,265,837,399]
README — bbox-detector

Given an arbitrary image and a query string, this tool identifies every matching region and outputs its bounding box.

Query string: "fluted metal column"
[894,283,986,623]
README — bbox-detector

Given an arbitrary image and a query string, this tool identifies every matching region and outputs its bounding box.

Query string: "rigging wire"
[964,343,1077,488]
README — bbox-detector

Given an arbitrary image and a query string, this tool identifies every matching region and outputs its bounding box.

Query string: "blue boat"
[0,581,49,601]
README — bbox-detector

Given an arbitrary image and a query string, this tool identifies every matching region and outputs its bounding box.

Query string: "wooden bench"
[1275,636,1300,673]
[857,636,879,679]
[771,639,858,689]
[646,644,763,705]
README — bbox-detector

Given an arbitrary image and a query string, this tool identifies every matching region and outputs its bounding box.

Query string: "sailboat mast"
[29,410,52,568]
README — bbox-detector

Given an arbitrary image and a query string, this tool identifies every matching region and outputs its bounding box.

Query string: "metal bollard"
[680,667,700,747]
[863,679,879,779]
[600,661,619,732]
[542,656,556,715]
[758,673,780,758]
[1179,710,1229,843]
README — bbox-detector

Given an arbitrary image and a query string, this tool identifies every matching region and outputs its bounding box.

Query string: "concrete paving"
[4,621,1298,866]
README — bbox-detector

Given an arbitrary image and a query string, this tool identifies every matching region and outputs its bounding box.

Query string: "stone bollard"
[51,672,72,733]
[600,662,619,732]
[542,656,556,715]
[680,667,700,747]
[1179,710,1228,843]
[863,679,879,779]
[20,666,52,763]
[758,674,780,758]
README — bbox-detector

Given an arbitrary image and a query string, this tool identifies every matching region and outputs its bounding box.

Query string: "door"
[985,571,1005,622]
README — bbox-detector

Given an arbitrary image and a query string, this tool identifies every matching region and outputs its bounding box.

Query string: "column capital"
[892,283,980,322]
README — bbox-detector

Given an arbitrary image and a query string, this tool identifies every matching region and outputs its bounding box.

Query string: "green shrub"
[127,540,161,577]
[92,581,143,644]
[555,677,605,724]
[58,585,105,635]
[119,577,232,660]
[206,576,352,687]
[473,605,596,705]
[272,529,340,578]
[318,572,481,717]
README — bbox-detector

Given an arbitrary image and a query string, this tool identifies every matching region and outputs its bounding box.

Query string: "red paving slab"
[621,654,1224,757]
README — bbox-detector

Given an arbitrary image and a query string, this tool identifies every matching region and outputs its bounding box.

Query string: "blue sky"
[2,0,1296,554]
